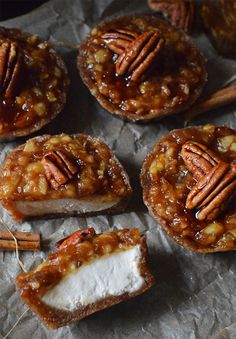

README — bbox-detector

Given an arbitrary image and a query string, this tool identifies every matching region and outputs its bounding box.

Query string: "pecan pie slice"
[78,15,206,122]
[0,27,69,139]
[16,228,154,329]
[0,134,132,221]
[141,125,236,253]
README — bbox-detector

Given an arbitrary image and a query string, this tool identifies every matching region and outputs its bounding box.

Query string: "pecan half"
[0,41,22,98]
[116,31,165,82]
[147,0,194,33]
[41,150,80,189]
[56,227,95,250]
[181,141,221,180]
[101,29,138,55]
[186,161,236,221]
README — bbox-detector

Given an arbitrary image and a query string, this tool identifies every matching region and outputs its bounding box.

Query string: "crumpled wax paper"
[1,0,236,338]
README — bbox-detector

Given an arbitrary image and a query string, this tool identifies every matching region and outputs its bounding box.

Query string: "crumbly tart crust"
[0,133,132,221]
[16,228,155,329]
[0,27,69,139]
[78,14,207,122]
[141,124,236,253]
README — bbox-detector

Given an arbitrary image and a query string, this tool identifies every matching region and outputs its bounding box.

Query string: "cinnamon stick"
[184,85,236,122]
[0,231,40,251]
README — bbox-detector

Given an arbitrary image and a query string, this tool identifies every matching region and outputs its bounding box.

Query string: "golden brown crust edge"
[77,14,207,123]
[2,195,131,222]
[16,235,155,329]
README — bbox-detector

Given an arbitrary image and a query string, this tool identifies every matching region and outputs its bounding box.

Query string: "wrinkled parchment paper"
[1,1,236,338]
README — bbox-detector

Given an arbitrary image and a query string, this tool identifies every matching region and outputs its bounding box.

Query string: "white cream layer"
[15,196,120,216]
[42,245,144,311]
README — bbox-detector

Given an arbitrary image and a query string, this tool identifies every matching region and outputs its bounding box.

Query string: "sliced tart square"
[0,133,132,221]
[16,228,155,329]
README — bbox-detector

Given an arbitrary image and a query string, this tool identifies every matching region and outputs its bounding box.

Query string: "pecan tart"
[147,0,195,33]
[0,27,69,139]
[0,133,132,221]
[16,227,154,329]
[78,15,207,122]
[141,124,236,253]
[201,0,236,58]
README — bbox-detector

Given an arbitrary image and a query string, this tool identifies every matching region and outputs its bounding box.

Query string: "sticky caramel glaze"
[0,134,132,220]
[16,229,154,327]
[78,15,207,121]
[141,125,236,252]
[0,27,69,137]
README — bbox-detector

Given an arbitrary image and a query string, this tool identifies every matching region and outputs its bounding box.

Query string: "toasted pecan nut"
[101,29,138,55]
[0,42,22,98]
[181,141,221,180]
[148,0,194,33]
[56,227,95,249]
[42,150,80,189]
[186,162,236,221]
[116,31,165,81]
[182,141,236,221]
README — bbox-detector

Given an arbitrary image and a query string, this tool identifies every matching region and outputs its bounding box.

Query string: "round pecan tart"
[0,133,132,221]
[201,0,236,58]
[78,15,207,122]
[141,124,236,253]
[147,0,195,33]
[0,27,69,139]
